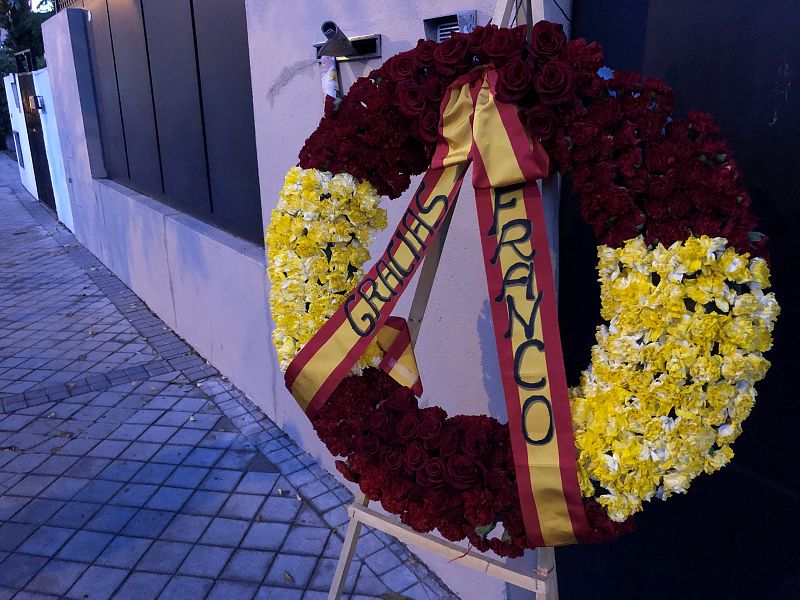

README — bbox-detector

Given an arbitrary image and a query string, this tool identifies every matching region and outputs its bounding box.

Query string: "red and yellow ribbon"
[285,68,592,547]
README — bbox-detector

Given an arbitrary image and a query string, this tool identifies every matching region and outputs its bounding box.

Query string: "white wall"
[4,74,37,198]
[33,67,73,231]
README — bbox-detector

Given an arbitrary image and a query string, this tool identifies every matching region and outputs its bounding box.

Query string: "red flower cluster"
[312,367,634,558]
[298,78,430,198]
[298,21,766,255]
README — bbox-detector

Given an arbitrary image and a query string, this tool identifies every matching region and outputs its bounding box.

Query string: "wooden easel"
[328,2,560,597]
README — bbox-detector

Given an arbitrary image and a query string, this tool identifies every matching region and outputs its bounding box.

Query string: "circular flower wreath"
[266,22,780,558]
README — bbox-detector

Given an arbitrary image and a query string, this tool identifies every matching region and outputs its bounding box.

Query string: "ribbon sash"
[285,69,591,547]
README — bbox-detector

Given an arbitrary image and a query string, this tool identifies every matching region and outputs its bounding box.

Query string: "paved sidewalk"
[0,156,455,600]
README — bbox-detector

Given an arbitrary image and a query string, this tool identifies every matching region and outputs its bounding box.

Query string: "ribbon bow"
[286,68,592,547]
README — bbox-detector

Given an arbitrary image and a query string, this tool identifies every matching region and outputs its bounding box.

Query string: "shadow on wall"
[478,299,506,419]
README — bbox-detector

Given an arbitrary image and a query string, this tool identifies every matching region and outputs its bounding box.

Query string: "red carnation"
[404,502,437,532]
[335,460,358,483]
[530,21,566,59]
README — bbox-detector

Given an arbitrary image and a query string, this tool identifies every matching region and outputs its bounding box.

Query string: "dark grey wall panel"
[106,0,162,195]
[192,0,262,241]
[84,0,128,180]
[141,0,210,213]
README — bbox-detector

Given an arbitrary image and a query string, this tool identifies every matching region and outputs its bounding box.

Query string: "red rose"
[495,57,532,103]
[396,413,420,441]
[467,24,495,60]
[396,82,427,117]
[379,446,405,472]
[368,409,395,440]
[413,110,440,144]
[439,427,461,458]
[522,104,558,140]
[480,25,525,61]
[534,60,575,105]
[423,77,447,103]
[384,54,415,81]
[445,455,481,490]
[418,407,446,443]
[356,435,380,457]
[564,38,604,74]
[433,34,471,75]
[412,39,436,67]
[530,21,566,59]
[403,441,427,472]
[415,457,446,488]
[462,427,488,459]
[384,387,416,412]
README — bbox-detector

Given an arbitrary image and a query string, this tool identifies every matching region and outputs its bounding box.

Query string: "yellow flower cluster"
[570,236,779,522]
[266,167,388,371]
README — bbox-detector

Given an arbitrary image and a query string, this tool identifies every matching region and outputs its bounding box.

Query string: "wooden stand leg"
[536,547,558,600]
[328,492,368,600]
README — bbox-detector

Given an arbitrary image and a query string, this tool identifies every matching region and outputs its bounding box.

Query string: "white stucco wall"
[4,74,37,199]
[33,67,73,231]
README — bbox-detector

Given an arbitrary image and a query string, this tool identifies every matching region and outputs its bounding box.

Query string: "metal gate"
[16,71,56,212]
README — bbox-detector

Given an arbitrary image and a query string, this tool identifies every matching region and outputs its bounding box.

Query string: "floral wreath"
[266,22,779,557]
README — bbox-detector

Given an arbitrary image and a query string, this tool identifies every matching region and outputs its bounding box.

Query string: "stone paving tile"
[0,155,455,598]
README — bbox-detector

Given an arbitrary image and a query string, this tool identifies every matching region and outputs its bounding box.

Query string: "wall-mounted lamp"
[314,21,381,62]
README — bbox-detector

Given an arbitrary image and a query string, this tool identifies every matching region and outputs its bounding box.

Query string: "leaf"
[283,571,295,584]
[502,528,512,543]
[474,523,495,540]
[380,594,412,600]
[748,231,765,242]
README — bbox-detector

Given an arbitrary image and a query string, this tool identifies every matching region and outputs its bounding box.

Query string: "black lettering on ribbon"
[496,261,534,303]
[514,339,546,390]
[491,219,535,265]
[488,183,525,236]
[505,289,543,339]
[521,395,554,446]
[418,192,450,229]
[401,208,432,250]
[344,293,376,337]
[375,259,403,298]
